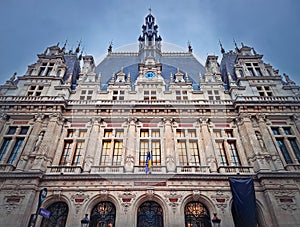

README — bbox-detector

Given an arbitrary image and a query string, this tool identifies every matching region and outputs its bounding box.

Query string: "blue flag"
[145,151,152,174]
[229,178,257,227]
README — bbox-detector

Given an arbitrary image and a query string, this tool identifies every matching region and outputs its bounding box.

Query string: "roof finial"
[188,41,193,53]
[108,40,113,53]
[75,39,82,53]
[149,7,152,14]
[219,40,225,54]
[233,38,238,49]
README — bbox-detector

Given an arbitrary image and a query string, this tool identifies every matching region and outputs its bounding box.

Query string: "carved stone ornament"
[71,192,90,215]
[192,190,201,200]
[3,195,24,214]
[274,186,297,212]
[118,191,136,213]
[164,191,182,213]
[210,191,230,212]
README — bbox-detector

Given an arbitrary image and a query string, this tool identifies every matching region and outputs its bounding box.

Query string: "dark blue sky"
[0,0,299,85]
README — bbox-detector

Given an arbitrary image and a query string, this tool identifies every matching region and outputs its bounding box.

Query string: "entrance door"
[184,201,211,227]
[137,201,164,227]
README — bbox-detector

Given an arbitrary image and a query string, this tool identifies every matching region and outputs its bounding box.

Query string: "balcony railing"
[90,166,124,173]
[177,166,210,173]
[218,166,254,174]
[47,165,83,174]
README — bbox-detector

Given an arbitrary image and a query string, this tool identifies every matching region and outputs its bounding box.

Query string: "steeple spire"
[138,10,162,46]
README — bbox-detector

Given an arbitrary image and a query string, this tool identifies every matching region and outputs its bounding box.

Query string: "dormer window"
[27,85,44,96]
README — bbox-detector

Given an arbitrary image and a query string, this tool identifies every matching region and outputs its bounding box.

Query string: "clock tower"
[136,56,164,83]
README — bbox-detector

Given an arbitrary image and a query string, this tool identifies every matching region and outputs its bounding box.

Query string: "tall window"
[246,62,264,77]
[176,129,200,166]
[0,126,29,165]
[271,126,300,165]
[139,129,161,166]
[213,129,240,166]
[100,129,124,166]
[59,129,87,166]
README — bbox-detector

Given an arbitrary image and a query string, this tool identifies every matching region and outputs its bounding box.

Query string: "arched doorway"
[137,201,164,227]
[184,201,212,227]
[90,201,116,227]
[41,201,68,227]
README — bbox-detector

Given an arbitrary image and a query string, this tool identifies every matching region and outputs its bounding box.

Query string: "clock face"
[145,71,156,79]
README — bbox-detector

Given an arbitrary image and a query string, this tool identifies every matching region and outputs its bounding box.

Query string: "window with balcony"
[59,129,87,166]
[214,129,240,166]
[176,129,200,166]
[100,129,124,166]
[139,129,161,166]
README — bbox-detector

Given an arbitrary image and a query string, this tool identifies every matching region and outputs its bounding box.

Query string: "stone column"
[0,113,8,133]
[200,118,217,173]
[164,118,176,172]
[124,118,137,172]
[83,118,100,173]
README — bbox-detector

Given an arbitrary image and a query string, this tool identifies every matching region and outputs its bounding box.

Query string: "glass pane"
[20,127,29,135]
[184,202,211,227]
[7,127,17,135]
[137,201,164,227]
[189,141,200,165]
[289,139,300,162]
[276,139,293,164]
[0,138,11,161]
[178,141,188,165]
[112,141,123,165]
[100,141,111,165]
[7,138,24,164]
[152,141,161,165]
[41,202,68,227]
[90,202,116,227]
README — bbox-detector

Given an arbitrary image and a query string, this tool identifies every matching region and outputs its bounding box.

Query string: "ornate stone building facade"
[0,12,300,227]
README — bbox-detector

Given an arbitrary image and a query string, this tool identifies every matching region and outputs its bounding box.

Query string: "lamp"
[81,214,89,227]
[212,213,221,227]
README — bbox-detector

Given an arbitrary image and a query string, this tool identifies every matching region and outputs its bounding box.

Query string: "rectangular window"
[100,141,111,165]
[176,129,185,138]
[152,140,161,165]
[0,138,11,161]
[228,141,240,166]
[140,130,149,137]
[7,127,17,135]
[276,139,293,164]
[139,140,149,166]
[72,141,84,165]
[188,130,196,138]
[189,141,200,165]
[112,141,123,165]
[178,141,188,165]
[7,138,24,164]
[67,130,75,138]
[216,141,228,165]
[104,130,113,137]
[151,130,160,137]
[289,139,300,162]
[60,141,73,165]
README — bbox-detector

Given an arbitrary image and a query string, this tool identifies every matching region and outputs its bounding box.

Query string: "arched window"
[41,201,68,227]
[90,201,116,227]
[137,201,164,227]
[184,201,211,227]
